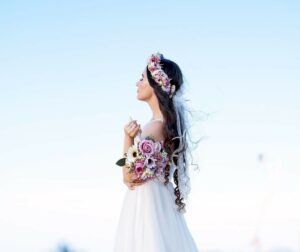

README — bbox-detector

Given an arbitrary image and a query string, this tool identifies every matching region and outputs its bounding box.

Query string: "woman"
[113,52,200,252]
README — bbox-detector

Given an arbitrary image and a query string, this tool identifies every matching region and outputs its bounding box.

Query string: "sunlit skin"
[136,69,154,101]
[122,68,164,190]
[136,69,164,121]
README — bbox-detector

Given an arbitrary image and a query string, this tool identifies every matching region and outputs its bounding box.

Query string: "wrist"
[124,133,134,140]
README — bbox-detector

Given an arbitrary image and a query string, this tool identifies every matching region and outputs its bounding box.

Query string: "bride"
[113,52,200,252]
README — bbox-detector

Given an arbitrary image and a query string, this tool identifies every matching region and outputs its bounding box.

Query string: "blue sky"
[0,1,299,251]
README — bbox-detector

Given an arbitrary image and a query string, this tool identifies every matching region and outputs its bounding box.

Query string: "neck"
[147,94,163,121]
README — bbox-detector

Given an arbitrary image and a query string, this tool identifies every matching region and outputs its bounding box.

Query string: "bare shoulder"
[141,121,164,141]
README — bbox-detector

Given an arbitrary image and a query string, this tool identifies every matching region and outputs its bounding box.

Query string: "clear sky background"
[0,0,299,251]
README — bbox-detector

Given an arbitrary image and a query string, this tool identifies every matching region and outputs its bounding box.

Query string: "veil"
[169,78,205,213]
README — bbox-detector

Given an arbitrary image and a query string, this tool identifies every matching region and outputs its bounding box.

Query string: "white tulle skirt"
[113,176,199,252]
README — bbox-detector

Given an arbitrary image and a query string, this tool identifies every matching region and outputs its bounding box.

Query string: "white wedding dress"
[113,119,199,252]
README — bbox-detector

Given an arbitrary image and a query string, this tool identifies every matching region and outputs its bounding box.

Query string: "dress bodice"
[132,119,175,183]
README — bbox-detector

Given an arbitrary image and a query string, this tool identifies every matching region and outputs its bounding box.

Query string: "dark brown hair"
[146,56,190,212]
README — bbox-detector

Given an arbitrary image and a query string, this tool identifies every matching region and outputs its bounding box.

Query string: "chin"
[137,93,143,100]
[137,92,150,101]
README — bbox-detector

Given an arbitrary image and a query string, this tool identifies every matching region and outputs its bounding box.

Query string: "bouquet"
[116,136,169,182]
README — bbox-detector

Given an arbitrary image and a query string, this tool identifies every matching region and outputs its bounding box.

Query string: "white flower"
[141,168,155,180]
[145,156,156,170]
[126,144,139,163]
[154,142,161,152]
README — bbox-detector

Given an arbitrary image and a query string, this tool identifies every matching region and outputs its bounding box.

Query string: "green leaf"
[116,157,126,166]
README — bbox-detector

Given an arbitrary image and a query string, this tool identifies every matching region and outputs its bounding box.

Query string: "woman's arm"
[122,119,145,189]
[122,134,134,178]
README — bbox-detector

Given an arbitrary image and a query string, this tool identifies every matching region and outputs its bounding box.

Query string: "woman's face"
[136,68,154,101]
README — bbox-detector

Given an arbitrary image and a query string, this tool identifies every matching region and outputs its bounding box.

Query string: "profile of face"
[136,68,155,101]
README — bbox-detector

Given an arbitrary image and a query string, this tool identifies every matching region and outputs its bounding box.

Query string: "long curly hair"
[146,55,199,213]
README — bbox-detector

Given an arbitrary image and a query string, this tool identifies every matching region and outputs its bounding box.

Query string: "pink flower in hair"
[147,52,176,98]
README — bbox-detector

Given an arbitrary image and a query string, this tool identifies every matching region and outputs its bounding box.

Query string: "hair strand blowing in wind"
[146,52,203,213]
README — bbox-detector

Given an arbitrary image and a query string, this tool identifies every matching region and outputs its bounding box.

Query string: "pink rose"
[139,139,155,157]
[151,55,160,63]
[135,160,144,175]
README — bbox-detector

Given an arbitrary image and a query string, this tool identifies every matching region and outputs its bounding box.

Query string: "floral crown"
[147,52,176,98]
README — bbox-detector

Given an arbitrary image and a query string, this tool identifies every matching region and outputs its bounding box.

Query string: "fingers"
[132,182,144,187]
[126,120,137,127]
[129,123,137,132]
[126,123,140,137]
[125,121,136,130]
[131,179,145,186]
[129,182,142,190]
[132,125,140,136]
[124,118,141,138]
[124,121,137,133]
[124,179,145,190]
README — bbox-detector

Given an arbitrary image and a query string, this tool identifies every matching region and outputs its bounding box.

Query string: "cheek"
[139,81,148,91]
[138,82,153,98]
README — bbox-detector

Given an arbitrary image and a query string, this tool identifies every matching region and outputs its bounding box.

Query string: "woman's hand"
[123,169,146,190]
[122,117,144,190]
[124,118,141,139]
